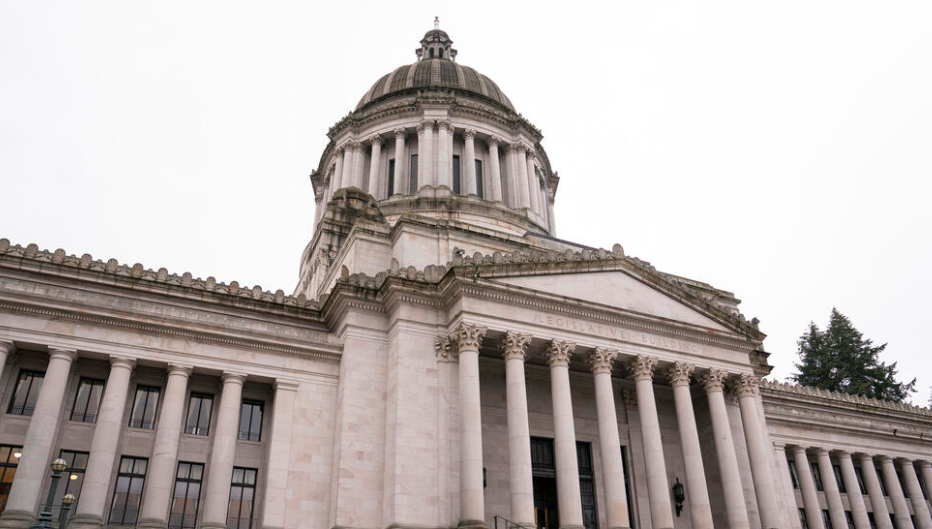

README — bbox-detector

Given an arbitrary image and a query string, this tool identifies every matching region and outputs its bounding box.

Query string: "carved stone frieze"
[500,331,531,361]
[667,361,694,387]
[546,340,575,367]
[586,347,617,375]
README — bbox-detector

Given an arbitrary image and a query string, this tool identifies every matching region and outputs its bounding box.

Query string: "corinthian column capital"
[666,361,694,387]
[463,128,477,140]
[487,135,502,146]
[627,354,657,381]
[450,323,487,352]
[587,347,618,374]
[369,134,384,146]
[436,119,453,132]
[700,367,728,393]
[417,120,434,134]
[393,127,407,138]
[501,332,532,361]
[434,335,456,363]
[546,340,575,367]
[733,373,760,397]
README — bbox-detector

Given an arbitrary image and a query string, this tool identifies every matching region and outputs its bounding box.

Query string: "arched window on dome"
[429,48,434,59]
[438,49,444,59]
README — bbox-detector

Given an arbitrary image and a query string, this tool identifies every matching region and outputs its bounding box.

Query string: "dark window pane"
[109,457,148,525]
[8,371,44,416]
[227,467,257,529]
[0,445,23,516]
[409,154,418,194]
[169,462,203,529]
[238,401,263,442]
[387,159,395,195]
[129,387,160,429]
[185,394,212,436]
[475,160,483,198]
[71,378,105,423]
[452,155,461,194]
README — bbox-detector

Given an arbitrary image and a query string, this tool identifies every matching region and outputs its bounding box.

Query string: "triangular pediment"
[494,270,732,332]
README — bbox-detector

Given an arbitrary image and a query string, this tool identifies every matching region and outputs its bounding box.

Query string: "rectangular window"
[227,467,257,529]
[54,450,89,521]
[184,393,213,436]
[8,370,44,416]
[855,466,867,494]
[409,154,418,194]
[452,155,461,194]
[108,457,147,525]
[387,159,395,196]
[475,160,484,198]
[576,442,596,529]
[833,464,846,493]
[823,510,833,529]
[0,445,23,515]
[71,378,105,423]
[169,462,203,529]
[812,462,824,491]
[789,460,800,489]
[238,400,263,442]
[128,386,160,429]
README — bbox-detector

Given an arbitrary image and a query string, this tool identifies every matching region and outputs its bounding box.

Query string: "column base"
[135,517,169,529]
[457,520,489,529]
[66,513,104,529]
[0,509,35,529]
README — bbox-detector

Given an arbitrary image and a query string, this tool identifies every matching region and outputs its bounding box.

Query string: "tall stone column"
[418,120,434,188]
[919,462,932,502]
[261,380,299,529]
[667,362,712,529]
[352,141,365,189]
[368,135,383,198]
[774,444,804,529]
[525,150,540,216]
[69,357,136,529]
[341,143,354,190]
[815,449,848,529]
[0,340,11,383]
[629,355,673,528]
[838,451,871,529]
[700,368,749,529]
[792,447,825,529]
[0,348,76,527]
[137,364,193,529]
[393,128,407,195]
[589,348,630,529]
[332,146,345,193]
[880,456,915,529]
[547,341,584,529]
[487,136,503,202]
[201,372,247,529]
[463,129,478,195]
[451,323,488,528]
[501,332,535,527]
[900,460,932,529]
[513,144,531,210]
[437,120,452,188]
[859,454,893,529]
[734,374,781,529]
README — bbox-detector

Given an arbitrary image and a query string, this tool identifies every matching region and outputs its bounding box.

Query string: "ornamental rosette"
[587,347,618,374]
[627,355,657,381]
[700,367,728,393]
[500,332,532,361]
[546,340,576,367]
[733,373,760,397]
[666,361,694,387]
[450,323,487,352]
[434,335,455,362]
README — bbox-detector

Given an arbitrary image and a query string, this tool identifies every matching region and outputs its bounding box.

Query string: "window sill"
[235,439,263,446]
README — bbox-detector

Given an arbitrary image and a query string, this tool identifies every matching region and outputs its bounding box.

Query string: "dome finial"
[434,16,440,30]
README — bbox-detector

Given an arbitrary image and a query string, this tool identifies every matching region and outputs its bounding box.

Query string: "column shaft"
[630,356,673,529]
[816,449,848,529]
[793,447,826,529]
[463,130,477,195]
[701,369,750,529]
[368,137,383,198]
[502,333,534,526]
[0,341,11,384]
[341,145,353,190]
[920,463,932,504]
[668,363,712,529]
[548,341,583,529]
[437,121,451,188]
[393,129,406,195]
[859,455,893,529]
[526,152,539,216]
[881,457,915,529]
[838,452,871,529]
[201,372,246,529]
[591,349,630,529]
[901,460,932,529]
[488,138,503,202]
[0,348,76,525]
[418,121,434,188]
[70,358,135,528]
[735,376,781,529]
[260,381,298,529]
[453,324,487,527]
[137,365,192,528]
[514,146,531,209]
[352,142,365,189]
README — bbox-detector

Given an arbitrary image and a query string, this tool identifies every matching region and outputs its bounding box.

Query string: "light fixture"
[672,477,685,517]
[50,458,68,473]
[70,474,78,481]
[61,493,75,506]
[12,450,22,458]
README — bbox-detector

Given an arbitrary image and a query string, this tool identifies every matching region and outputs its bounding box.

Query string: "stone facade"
[0,21,930,529]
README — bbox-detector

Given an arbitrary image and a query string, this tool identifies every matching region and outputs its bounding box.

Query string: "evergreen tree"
[792,308,915,403]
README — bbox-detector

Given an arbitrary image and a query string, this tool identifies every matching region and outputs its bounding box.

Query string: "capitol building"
[1,21,931,529]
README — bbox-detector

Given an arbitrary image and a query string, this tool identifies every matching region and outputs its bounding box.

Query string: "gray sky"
[2,1,930,404]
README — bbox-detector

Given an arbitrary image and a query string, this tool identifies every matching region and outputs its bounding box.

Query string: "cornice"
[761,379,932,419]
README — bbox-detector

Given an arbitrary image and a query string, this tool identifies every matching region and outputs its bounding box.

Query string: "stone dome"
[355,60,515,112]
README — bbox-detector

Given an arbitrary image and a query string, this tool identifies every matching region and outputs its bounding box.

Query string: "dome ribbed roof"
[355,59,515,112]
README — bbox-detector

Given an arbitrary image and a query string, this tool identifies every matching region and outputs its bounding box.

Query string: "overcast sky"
[2,1,930,404]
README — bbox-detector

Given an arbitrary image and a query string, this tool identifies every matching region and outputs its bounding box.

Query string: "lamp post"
[29,457,68,529]
[60,493,75,529]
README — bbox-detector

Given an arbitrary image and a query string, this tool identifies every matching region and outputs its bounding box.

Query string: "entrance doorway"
[530,438,598,529]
